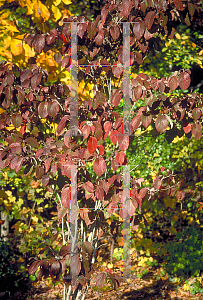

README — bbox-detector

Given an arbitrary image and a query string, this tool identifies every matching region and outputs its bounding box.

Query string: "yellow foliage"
[0,107,6,114]
[10,38,23,56]
[53,0,61,5]
[3,36,11,49]
[52,4,62,21]
[172,135,184,143]
[38,1,50,21]
[32,216,39,223]
[58,69,71,85]
[62,0,72,4]
[23,43,36,57]
[182,35,189,40]
[36,50,57,72]
[175,33,181,39]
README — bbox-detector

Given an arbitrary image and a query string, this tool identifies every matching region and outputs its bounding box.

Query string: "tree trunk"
[1,211,9,241]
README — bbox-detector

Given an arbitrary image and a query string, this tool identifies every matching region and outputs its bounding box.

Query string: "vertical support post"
[122,22,132,280]
[123,22,131,136]
[70,165,79,258]
[70,22,78,137]
[65,23,79,283]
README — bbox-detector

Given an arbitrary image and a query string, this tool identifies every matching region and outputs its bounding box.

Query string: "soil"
[3,258,203,300]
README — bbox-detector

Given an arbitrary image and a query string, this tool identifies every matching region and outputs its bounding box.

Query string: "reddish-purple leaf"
[104,121,112,132]
[131,115,141,130]
[118,135,129,151]
[159,81,165,93]
[81,124,90,139]
[71,278,79,292]
[183,122,191,134]
[144,29,154,40]
[77,23,87,39]
[141,115,152,128]
[94,122,103,141]
[110,130,119,145]
[62,55,70,68]
[11,114,22,128]
[133,85,142,100]
[140,2,146,12]
[95,30,104,46]
[188,2,195,17]
[82,241,93,255]
[135,51,143,65]
[28,261,40,275]
[110,26,120,40]
[42,174,49,186]
[96,186,104,200]
[176,190,185,200]
[87,22,97,40]
[48,101,59,118]
[61,187,71,208]
[144,90,153,106]
[38,102,48,118]
[191,123,202,140]
[111,89,122,107]
[36,166,44,179]
[31,73,42,89]
[115,151,125,165]
[14,157,24,173]
[10,156,19,170]
[88,136,97,154]
[83,181,94,193]
[101,59,110,72]
[112,63,123,78]
[58,206,68,220]
[133,21,145,39]
[25,137,39,148]
[168,27,175,39]
[4,73,14,86]
[51,261,61,276]
[70,255,81,277]
[145,11,156,30]
[33,35,45,53]
[107,201,118,215]
[138,187,148,199]
[17,88,25,104]
[169,76,179,91]
[133,0,139,8]
[174,0,183,11]
[101,6,109,25]
[54,52,62,65]
[80,45,88,56]
[93,157,106,177]
[90,47,100,60]
[111,159,119,171]
[56,115,68,136]
[96,272,105,288]
[46,35,56,45]
[60,244,71,257]
[155,115,168,133]
[192,108,201,121]
[45,157,52,173]
[179,71,191,90]
[121,0,133,18]
[51,162,57,175]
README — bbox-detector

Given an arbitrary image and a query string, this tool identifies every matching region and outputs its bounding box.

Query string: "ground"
[3,258,203,300]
